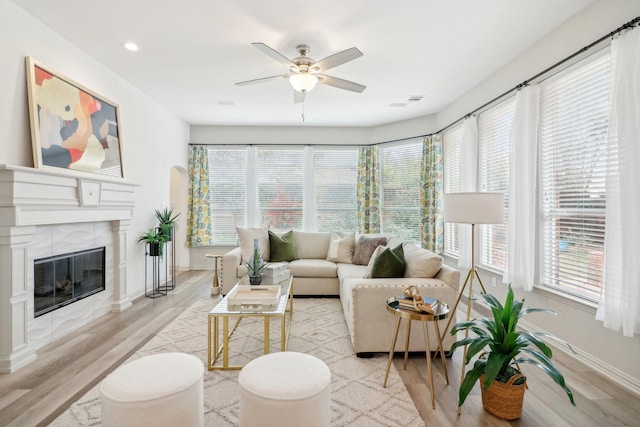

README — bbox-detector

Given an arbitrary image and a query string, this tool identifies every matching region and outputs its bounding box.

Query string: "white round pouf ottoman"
[100,352,204,427]
[239,351,331,427]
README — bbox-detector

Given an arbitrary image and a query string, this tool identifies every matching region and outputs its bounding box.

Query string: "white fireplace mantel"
[0,165,137,373]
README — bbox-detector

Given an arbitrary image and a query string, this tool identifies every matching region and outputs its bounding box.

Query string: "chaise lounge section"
[220,229,460,356]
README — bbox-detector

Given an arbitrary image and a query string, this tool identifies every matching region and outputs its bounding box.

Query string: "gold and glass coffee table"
[207,276,293,370]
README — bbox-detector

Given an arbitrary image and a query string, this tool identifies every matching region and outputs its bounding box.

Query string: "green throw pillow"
[371,244,405,278]
[269,230,298,262]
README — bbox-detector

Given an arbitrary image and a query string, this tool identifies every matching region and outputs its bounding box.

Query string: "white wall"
[0,0,189,299]
[438,0,640,393]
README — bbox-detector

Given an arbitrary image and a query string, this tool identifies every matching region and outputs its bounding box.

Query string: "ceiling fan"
[236,43,366,103]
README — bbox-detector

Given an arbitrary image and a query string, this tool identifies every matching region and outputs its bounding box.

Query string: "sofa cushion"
[403,244,443,278]
[362,245,385,279]
[288,259,337,278]
[237,227,270,262]
[269,230,298,262]
[352,235,388,265]
[371,244,405,278]
[326,232,356,263]
[337,263,367,283]
[294,232,332,259]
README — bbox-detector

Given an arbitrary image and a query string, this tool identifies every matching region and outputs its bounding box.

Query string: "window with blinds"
[315,148,358,232]
[539,52,610,301]
[207,148,247,244]
[443,125,462,255]
[379,141,422,242]
[256,148,305,232]
[478,97,515,271]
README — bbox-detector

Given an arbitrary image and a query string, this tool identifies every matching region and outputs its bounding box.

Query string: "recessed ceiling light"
[123,42,139,52]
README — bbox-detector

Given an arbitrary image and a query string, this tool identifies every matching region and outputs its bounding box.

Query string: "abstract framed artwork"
[25,57,124,178]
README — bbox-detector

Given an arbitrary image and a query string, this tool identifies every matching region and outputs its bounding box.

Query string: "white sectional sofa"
[220,230,460,356]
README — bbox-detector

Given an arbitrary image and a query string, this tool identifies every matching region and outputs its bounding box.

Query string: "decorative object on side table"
[206,253,223,296]
[450,284,576,420]
[245,239,265,285]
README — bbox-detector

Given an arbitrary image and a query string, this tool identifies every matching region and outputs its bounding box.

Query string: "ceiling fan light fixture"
[289,73,318,93]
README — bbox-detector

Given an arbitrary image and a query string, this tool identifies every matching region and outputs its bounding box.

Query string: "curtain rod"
[374,15,640,145]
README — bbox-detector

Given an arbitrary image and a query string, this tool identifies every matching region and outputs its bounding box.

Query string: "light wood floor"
[1,270,638,426]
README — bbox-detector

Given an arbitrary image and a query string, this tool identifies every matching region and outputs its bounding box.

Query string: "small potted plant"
[138,227,168,257]
[155,207,180,241]
[245,239,265,285]
[451,284,576,420]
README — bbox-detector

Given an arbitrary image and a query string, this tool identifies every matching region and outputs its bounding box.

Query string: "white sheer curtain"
[458,116,478,269]
[503,86,540,291]
[597,26,640,337]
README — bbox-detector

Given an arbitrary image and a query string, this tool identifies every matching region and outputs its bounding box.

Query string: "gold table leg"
[403,317,411,370]
[434,320,449,384]
[423,320,436,410]
[383,317,402,388]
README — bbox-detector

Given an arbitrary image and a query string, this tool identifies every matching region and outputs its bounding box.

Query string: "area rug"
[50,298,425,426]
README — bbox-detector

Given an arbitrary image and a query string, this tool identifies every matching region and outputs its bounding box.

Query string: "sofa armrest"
[220,247,242,295]
[435,263,461,291]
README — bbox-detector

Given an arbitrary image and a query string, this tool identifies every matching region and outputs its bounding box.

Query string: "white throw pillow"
[403,244,443,278]
[362,245,387,278]
[236,227,270,262]
[326,232,356,263]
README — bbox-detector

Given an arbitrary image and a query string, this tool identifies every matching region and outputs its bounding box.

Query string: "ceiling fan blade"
[252,42,299,71]
[235,74,290,86]
[316,75,366,93]
[312,47,363,72]
[293,90,306,104]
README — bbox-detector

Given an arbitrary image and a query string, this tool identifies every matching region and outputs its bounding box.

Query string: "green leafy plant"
[137,227,168,256]
[451,284,576,408]
[245,247,265,277]
[155,207,180,238]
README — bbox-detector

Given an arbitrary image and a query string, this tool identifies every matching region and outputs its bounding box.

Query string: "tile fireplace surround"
[0,165,136,373]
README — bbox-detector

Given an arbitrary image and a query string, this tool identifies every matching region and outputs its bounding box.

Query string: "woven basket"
[480,373,526,420]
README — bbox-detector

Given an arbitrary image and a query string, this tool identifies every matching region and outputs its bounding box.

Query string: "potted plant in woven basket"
[450,284,576,420]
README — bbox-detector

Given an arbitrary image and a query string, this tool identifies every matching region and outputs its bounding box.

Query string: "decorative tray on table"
[227,285,282,308]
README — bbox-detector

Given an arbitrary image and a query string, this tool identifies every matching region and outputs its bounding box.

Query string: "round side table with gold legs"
[383,297,451,410]
[205,253,223,296]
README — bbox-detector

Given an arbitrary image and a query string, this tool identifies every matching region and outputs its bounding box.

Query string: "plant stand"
[158,227,177,292]
[145,243,166,298]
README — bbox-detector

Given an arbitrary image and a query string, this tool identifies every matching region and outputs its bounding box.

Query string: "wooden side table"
[383,297,450,409]
[205,253,223,296]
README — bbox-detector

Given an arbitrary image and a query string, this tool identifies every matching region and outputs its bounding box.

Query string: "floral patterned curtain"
[356,145,381,233]
[420,134,444,253]
[186,145,212,247]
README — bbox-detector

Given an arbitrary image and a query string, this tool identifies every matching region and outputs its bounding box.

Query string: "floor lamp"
[440,192,504,413]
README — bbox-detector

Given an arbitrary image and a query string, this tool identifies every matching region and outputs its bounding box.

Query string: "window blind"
[207,148,247,244]
[314,148,358,232]
[443,125,462,255]
[539,52,610,300]
[256,148,305,232]
[478,97,515,271]
[380,141,422,242]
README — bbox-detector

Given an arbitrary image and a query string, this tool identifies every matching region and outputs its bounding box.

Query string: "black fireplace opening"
[34,247,106,317]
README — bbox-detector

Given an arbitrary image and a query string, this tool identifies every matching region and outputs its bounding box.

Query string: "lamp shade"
[289,73,318,92]
[443,192,504,224]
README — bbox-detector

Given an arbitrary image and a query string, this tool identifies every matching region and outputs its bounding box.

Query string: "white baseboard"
[518,318,640,396]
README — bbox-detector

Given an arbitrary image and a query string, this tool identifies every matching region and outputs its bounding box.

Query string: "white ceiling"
[12,0,595,127]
